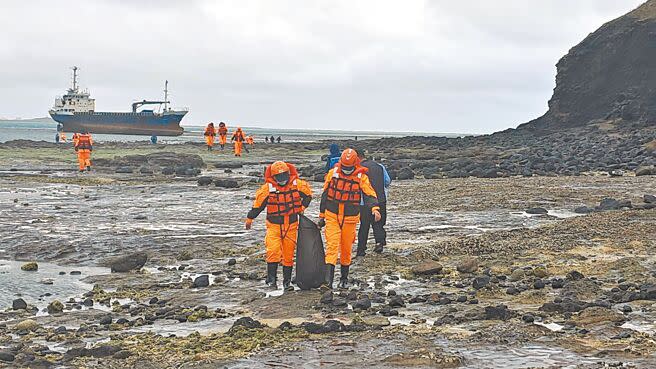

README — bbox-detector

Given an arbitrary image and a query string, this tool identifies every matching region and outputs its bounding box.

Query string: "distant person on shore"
[204,122,216,151]
[231,127,246,156]
[325,143,341,172]
[59,131,67,143]
[356,148,391,256]
[245,161,313,291]
[74,132,93,172]
[318,148,380,289]
[277,136,281,143]
[270,135,275,144]
[265,136,269,143]
[218,122,228,149]
[246,135,255,151]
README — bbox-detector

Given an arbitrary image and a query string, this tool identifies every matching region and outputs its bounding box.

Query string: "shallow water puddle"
[0,260,109,309]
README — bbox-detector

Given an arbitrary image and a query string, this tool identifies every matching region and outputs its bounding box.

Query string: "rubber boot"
[337,265,350,289]
[374,243,383,254]
[265,262,278,289]
[282,266,294,292]
[356,245,366,258]
[323,264,335,289]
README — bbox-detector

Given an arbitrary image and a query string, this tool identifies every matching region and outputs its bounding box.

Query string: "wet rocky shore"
[0,138,655,368]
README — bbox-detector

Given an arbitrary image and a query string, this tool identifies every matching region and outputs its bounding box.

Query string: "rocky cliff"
[518,0,656,133]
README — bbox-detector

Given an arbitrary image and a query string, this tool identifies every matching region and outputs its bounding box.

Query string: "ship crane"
[131,100,170,113]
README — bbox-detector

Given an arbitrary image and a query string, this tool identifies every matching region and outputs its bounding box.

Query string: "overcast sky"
[0,0,645,133]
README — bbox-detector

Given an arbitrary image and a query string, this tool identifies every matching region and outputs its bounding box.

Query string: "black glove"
[317,219,326,228]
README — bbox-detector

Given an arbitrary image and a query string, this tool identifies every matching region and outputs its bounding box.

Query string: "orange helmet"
[340,148,358,166]
[270,161,290,186]
[339,148,359,175]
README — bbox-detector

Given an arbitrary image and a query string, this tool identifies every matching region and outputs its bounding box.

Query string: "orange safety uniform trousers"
[219,135,227,145]
[77,149,91,170]
[234,141,243,156]
[205,135,215,147]
[324,212,358,266]
[265,220,298,267]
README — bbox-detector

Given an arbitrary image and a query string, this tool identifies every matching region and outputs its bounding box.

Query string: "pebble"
[227,258,237,266]
[534,280,546,289]
[522,314,535,323]
[456,257,479,274]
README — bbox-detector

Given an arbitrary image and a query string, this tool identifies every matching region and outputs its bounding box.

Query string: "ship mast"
[71,66,79,93]
[164,80,169,112]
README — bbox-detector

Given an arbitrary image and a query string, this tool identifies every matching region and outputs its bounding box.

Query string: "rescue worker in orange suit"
[318,148,380,289]
[231,127,246,157]
[204,122,216,151]
[245,161,313,291]
[218,122,228,150]
[74,132,93,172]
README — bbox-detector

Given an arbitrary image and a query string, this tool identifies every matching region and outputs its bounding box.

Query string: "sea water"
[0,119,462,144]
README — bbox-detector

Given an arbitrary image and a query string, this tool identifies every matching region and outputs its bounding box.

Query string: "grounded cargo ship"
[49,67,188,136]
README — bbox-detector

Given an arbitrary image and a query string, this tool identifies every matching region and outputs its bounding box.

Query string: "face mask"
[274,172,290,186]
[341,166,355,175]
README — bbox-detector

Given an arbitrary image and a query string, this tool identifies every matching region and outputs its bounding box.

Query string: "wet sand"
[0,140,655,368]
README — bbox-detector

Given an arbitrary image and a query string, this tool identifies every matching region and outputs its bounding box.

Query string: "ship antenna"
[164,80,169,111]
[72,66,79,92]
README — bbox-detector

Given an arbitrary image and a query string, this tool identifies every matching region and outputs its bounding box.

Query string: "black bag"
[295,214,326,290]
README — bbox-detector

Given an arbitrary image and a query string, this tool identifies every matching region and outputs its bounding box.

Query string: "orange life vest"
[218,127,228,136]
[264,163,303,224]
[204,125,215,136]
[325,165,368,216]
[76,134,92,150]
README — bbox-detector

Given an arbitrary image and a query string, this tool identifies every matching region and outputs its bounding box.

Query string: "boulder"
[574,206,594,214]
[472,275,490,289]
[644,194,656,204]
[574,306,625,326]
[0,351,14,363]
[388,295,405,308]
[192,275,210,288]
[526,207,548,215]
[635,165,655,176]
[397,168,415,180]
[411,261,443,275]
[214,179,240,189]
[197,176,213,186]
[14,319,39,331]
[20,262,38,271]
[228,317,264,333]
[110,252,148,272]
[319,291,334,304]
[12,298,27,310]
[47,300,64,314]
[353,297,372,310]
[484,305,513,320]
[456,257,479,274]
[509,269,525,282]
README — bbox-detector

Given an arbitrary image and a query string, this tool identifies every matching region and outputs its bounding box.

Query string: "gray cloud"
[0,0,645,133]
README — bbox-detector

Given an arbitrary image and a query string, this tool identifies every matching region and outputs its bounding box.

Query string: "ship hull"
[49,111,186,136]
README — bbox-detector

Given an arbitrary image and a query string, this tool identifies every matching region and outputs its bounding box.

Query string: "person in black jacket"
[356,148,391,256]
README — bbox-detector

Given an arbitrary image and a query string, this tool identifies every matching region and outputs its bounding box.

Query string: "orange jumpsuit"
[320,165,379,266]
[231,129,246,156]
[218,126,228,147]
[247,164,312,266]
[204,124,216,149]
[74,134,93,171]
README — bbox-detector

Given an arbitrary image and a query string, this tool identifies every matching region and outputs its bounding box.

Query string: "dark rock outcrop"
[517,1,656,133]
